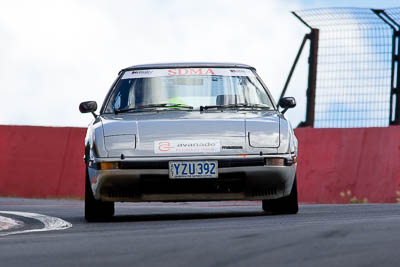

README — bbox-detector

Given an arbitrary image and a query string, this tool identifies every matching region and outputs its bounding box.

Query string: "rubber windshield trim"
[101,67,276,114]
[121,64,256,72]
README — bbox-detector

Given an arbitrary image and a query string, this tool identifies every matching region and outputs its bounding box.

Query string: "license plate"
[169,161,218,179]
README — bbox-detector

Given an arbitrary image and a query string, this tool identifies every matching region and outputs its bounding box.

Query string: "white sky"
[0,0,399,127]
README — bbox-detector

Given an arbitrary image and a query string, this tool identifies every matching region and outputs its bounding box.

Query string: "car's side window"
[113,92,122,110]
[105,79,134,112]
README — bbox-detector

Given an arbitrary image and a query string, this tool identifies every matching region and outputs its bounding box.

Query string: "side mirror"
[279,97,296,114]
[79,101,98,117]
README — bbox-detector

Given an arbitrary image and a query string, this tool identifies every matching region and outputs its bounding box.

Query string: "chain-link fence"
[282,8,400,128]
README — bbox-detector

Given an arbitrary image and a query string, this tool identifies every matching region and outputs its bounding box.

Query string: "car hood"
[101,111,280,157]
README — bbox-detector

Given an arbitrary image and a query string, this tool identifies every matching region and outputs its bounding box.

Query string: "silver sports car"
[80,62,298,221]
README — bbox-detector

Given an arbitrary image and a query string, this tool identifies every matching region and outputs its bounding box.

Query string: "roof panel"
[121,62,256,72]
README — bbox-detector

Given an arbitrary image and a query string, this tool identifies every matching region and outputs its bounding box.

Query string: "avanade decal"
[154,140,221,153]
[122,68,255,79]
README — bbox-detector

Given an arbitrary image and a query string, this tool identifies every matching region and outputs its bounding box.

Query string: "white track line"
[0,211,72,236]
[0,215,23,231]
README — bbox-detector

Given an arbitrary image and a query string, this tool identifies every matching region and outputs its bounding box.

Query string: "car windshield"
[104,67,274,113]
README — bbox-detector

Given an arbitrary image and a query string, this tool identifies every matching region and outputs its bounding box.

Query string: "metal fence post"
[278,34,309,106]
[290,12,319,127]
[305,29,319,127]
[395,31,400,124]
[372,9,400,125]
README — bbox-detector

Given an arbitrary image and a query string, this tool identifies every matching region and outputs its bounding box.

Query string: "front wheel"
[262,176,299,214]
[85,168,115,222]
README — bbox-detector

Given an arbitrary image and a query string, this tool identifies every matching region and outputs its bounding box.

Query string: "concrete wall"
[296,127,400,203]
[0,125,85,199]
[1,125,399,203]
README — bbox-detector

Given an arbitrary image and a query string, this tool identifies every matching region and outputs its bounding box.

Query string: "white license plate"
[169,161,218,179]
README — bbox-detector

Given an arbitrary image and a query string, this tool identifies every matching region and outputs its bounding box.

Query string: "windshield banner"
[122,68,255,79]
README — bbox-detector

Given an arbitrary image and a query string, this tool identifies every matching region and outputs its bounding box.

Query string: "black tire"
[85,168,115,222]
[262,176,299,214]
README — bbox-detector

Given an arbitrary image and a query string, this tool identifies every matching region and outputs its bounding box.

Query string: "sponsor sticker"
[122,68,255,79]
[154,140,221,153]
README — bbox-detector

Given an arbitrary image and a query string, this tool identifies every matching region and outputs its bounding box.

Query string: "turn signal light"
[285,156,297,166]
[100,162,119,170]
[265,158,285,166]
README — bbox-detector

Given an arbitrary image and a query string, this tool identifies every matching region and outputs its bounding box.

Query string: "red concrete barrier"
[0,125,86,199]
[295,127,400,203]
[0,125,399,203]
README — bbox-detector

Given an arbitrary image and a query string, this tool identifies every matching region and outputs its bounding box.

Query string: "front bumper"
[87,155,297,202]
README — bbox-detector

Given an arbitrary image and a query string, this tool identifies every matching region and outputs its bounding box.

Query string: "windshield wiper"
[137,103,193,109]
[114,103,193,114]
[114,107,143,114]
[200,103,272,111]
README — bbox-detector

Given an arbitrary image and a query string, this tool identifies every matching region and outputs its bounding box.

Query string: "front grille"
[119,158,264,169]
[250,187,278,198]
[119,161,167,169]
[104,190,141,199]
[218,158,264,168]
[140,172,246,194]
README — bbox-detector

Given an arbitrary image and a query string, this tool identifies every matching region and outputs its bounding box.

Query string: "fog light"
[100,162,119,170]
[265,158,285,166]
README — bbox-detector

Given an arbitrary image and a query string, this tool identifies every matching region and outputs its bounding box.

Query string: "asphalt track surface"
[0,198,400,267]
